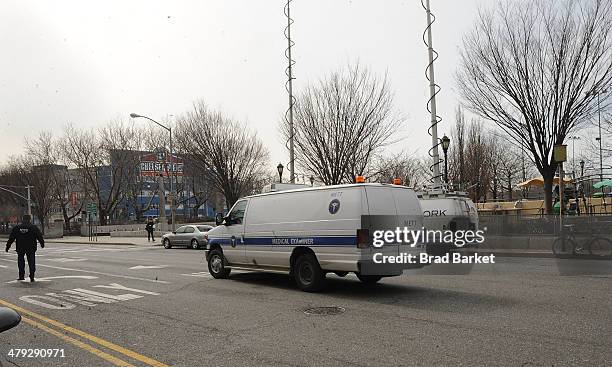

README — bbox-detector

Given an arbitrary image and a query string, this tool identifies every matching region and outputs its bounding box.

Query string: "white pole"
[27,185,32,217]
[286,0,295,183]
[425,0,441,183]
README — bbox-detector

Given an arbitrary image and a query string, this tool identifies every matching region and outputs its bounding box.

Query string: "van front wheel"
[208,249,231,279]
[294,253,325,292]
[356,274,382,284]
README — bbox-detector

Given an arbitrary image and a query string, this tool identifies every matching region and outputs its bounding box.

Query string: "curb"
[46,240,162,247]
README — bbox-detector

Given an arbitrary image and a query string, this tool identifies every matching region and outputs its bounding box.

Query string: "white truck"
[418,189,479,254]
[205,183,427,291]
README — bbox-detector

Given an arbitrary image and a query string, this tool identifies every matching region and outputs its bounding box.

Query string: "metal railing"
[479,214,612,236]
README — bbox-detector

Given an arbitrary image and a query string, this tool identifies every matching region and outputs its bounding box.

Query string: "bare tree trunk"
[543,171,555,214]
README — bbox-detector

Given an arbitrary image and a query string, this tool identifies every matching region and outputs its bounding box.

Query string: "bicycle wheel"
[587,237,612,257]
[552,237,576,258]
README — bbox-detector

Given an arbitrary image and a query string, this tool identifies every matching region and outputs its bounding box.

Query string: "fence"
[479,214,612,236]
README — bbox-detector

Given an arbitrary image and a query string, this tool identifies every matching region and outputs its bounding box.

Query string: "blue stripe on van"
[208,236,357,247]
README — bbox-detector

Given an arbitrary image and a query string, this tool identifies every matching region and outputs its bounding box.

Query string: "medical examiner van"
[204,183,428,291]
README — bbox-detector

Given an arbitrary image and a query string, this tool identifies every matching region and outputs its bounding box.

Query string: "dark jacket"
[6,223,44,253]
[145,222,155,232]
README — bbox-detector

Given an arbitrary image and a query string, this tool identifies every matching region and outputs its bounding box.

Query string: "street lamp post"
[441,135,450,184]
[0,185,32,217]
[277,163,284,183]
[130,113,176,231]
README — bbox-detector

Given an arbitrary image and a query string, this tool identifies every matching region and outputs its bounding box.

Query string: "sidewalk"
[46,236,161,247]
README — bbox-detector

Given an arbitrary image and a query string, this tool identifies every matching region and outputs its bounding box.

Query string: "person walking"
[145,218,155,242]
[5,215,44,282]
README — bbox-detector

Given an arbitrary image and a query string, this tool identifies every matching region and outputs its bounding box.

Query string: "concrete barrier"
[110,230,164,238]
[479,234,612,250]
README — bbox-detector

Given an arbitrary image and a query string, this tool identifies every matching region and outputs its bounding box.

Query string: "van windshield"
[229,200,247,224]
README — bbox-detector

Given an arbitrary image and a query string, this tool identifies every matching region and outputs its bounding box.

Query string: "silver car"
[161,225,213,250]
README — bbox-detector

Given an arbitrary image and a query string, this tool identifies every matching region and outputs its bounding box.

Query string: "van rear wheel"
[356,274,382,284]
[294,253,325,292]
[208,249,231,279]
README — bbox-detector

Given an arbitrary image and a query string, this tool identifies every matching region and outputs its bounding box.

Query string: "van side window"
[229,200,248,225]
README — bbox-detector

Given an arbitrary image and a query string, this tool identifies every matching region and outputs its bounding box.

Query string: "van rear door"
[363,186,400,256]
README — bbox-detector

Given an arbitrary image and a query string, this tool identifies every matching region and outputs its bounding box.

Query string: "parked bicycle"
[552,224,612,258]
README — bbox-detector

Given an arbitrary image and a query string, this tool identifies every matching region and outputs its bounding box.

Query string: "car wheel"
[208,249,231,279]
[356,274,382,284]
[294,253,325,292]
[191,239,200,250]
[163,238,172,249]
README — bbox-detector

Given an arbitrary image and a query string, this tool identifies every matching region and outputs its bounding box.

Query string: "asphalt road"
[0,243,610,367]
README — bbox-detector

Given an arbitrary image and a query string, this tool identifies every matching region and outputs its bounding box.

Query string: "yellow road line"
[20,316,136,367]
[0,299,169,367]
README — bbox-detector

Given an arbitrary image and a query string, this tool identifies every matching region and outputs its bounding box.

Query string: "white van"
[418,189,479,254]
[205,183,427,291]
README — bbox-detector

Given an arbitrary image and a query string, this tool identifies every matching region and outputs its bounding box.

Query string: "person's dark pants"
[17,251,36,279]
[147,231,155,242]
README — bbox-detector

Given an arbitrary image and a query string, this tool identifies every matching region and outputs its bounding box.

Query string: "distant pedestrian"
[145,218,155,242]
[5,215,44,282]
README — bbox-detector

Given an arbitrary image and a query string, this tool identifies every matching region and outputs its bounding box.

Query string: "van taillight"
[357,229,370,248]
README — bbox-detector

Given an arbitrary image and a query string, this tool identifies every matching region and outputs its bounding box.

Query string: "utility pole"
[0,185,33,217]
[285,0,295,183]
[424,0,441,184]
[168,127,176,231]
[130,113,176,231]
[158,174,167,232]
[26,185,32,216]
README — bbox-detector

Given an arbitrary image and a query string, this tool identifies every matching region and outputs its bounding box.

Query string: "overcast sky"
[0,0,491,174]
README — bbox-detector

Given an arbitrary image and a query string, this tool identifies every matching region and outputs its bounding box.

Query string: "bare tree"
[20,132,66,233]
[370,152,429,189]
[176,102,269,209]
[448,119,495,202]
[451,107,467,187]
[51,166,86,231]
[179,161,215,220]
[457,0,612,213]
[0,165,26,229]
[280,64,401,185]
[60,122,143,225]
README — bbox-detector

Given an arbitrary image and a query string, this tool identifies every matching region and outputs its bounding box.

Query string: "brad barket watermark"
[371,227,495,265]
[372,227,486,248]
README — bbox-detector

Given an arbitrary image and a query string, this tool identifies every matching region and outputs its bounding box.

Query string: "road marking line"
[19,316,136,367]
[181,271,211,278]
[0,299,169,367]
[47,258,88,262]
[0,258,169,284]
[129,265,168,270]
[6,275,99,284]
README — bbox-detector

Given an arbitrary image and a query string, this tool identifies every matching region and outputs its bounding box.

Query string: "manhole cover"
[304,306,346,316]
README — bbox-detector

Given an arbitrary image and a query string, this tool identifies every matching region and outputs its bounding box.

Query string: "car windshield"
[197,226,212,232]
